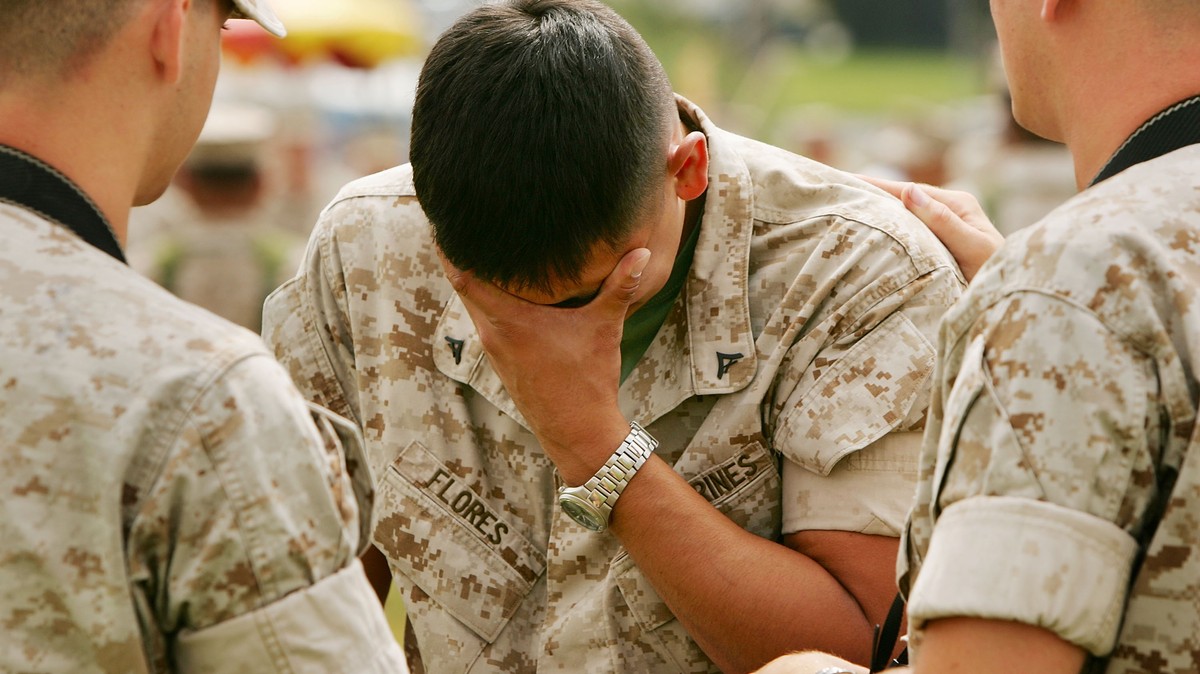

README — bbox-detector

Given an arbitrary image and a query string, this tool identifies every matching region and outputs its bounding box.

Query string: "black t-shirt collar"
[1090,95,1200,187]
[0,144,126,263]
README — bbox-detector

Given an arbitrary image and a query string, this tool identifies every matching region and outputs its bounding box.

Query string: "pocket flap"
[776,312,936,475]
[372,441,545,642]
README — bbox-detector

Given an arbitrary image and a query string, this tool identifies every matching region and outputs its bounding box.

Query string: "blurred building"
[830,0,990,51]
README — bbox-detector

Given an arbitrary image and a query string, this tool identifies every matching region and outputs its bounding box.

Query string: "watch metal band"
[580,420,656,515]
[557,420,658,532]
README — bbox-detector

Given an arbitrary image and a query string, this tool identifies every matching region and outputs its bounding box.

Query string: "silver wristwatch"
[813,668,856,674]
[557,421,657,532]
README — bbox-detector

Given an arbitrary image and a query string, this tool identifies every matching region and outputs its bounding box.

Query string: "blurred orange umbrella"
[223,0,425,69]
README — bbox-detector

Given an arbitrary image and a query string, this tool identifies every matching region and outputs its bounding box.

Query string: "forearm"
[912,618,1086,674]
[749,617,1087,674]
[610,457,877,673]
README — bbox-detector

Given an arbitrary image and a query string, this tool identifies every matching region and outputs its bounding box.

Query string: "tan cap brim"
[231,0,287,38]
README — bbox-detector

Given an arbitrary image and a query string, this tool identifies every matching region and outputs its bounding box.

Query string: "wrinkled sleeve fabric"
[263,221,360,427]
[128,353,406,672]
[907,291,1153,655]
[777,227,961,536]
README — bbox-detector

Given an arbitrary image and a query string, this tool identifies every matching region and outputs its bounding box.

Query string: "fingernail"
[631,250,651,279]
[908,184,930,208]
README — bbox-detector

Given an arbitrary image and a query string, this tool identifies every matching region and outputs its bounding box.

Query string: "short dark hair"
[411,0,676,294]
[0,0,143,84]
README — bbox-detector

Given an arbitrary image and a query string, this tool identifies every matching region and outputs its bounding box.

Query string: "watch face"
[559,495,606,532]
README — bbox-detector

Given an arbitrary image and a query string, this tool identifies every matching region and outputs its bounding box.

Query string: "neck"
[1061,82,1200,190]
[1053,9,1200,188]
[0,82,153,245]
[678,190,706,255]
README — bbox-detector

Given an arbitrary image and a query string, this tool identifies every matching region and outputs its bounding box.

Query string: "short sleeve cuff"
[175,560,408,673]
[781,430,920,536]
[907,496,1138,656]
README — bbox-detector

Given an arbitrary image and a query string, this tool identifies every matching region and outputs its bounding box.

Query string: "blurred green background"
[609,0,992,115]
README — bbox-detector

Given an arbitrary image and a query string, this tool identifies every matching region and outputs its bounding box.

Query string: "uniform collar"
[670,95,756,395]
[433,96,757,429]
[1090,94,1200,186]
[433,294,533,428]
[0,145,125,263]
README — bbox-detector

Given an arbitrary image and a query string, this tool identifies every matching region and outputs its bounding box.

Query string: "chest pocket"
[372,441,545,644]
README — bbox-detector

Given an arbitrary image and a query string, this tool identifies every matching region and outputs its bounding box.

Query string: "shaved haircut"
[0,0,143,83]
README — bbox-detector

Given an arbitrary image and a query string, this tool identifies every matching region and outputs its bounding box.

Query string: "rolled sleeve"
[905,291,1160,654]
[176,560,408,674]
[908,496,1137,655]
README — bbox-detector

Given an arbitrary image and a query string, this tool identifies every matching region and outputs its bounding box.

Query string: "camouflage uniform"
[900,144,1200,673]
[0,199,406,672]
[264,97,964,673]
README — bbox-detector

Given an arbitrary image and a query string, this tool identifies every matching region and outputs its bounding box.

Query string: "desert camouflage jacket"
[901,144,1200,674]
[0,197,405,673]
[264,97,963,673]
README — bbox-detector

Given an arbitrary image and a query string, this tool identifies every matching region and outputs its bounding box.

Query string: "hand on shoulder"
[857,175,1004,283]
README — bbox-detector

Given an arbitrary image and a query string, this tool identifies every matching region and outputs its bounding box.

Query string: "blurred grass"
[662,40,983,111]
[765,49,982,112]
[385,585,406,645]
[613,3,988,135]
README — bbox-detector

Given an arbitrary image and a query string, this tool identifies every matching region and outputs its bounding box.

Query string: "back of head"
[411,0,676,294]
[0,0,142,86]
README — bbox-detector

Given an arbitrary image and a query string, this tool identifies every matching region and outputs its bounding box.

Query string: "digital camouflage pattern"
[0,203,406,673]
[264,97,964,673]
[900,145,1200,674]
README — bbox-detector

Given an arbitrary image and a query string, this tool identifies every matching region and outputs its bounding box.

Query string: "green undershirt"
[619,221,702,383]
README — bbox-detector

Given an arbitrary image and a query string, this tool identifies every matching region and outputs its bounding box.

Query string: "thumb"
[597,248,651,312]
[903,183,965,242]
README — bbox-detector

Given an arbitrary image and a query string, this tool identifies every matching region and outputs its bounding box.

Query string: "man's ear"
[1041,0,1062,21]
[149,0,189,83]
[667,131,708,201]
